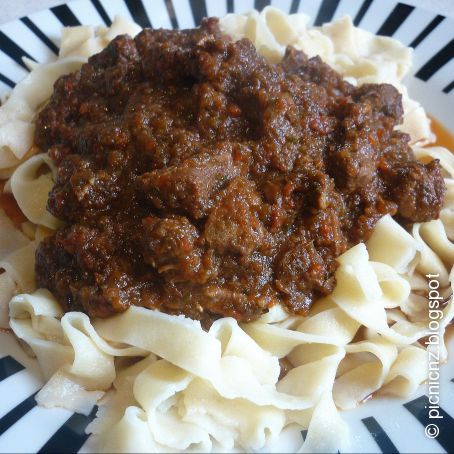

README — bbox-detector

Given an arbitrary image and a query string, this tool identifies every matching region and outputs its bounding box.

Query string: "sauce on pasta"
[1,120,452,227]
[0,181,26,226]
[31,20,446,326]
[0,121,452,267]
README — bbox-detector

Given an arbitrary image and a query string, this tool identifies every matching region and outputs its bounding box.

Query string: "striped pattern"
[38,406,97,453]
[20,17,59,54]
[124,0,152,28]
[0,31,35,69]
[0,0,453,452]
[410,15,445,48]
[376,3,414,36]
[0,393,38,437]
[165,0,179,29]
[362,416,399,453]
[415,39,454,81]
[51,4,82,26]
[90,0,112,26]
[314,0,340,26]
[289,0,299,15]
[0,72,14,87]
[353,0,373,26]
[0,356,24,381]
[404,395,454,453]
[191,0,209,26]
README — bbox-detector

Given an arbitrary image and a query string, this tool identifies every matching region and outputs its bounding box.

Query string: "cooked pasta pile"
[0,8,453,453]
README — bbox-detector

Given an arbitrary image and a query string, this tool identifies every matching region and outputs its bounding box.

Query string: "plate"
[0,0,453,452]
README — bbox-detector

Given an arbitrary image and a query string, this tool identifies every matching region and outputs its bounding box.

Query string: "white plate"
[0,0,453,452]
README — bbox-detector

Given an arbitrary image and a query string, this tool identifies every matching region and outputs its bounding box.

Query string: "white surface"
[0,0,453,25]
[0,405,72,453]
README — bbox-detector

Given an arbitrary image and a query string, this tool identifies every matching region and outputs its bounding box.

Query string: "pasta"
[1,7,453,453]
[6,153,59,229]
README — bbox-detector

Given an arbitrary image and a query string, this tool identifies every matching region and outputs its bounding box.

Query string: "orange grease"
[430,115,454,150]
[0,180,26,227]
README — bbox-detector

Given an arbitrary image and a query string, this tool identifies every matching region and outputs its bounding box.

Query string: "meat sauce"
[34,19,445,326]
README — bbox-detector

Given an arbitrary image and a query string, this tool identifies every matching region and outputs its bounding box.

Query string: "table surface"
[0,0,453,25]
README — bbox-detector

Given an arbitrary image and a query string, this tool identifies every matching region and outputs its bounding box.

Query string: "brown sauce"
[30,19,447,326]
[1,118,450,227]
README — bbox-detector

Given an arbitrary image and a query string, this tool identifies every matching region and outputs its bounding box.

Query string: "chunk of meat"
[328,135,378,192]
[36,226,135,317]
[282,47,353,97]
[327,85,405,194]
[142,215,206,282]
[304,207,348,259]
[201,285,266,321]
[205,177,267,256]
[384,159,446,222]
[275,241,332,313]
[353,83,403,122]
[47,153,124,222]
[138,146,242,219]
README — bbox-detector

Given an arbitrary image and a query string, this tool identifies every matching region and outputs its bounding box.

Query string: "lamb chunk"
[381,131,414,163]
[47,154,122,222]
[35,226,131,317]
[386,159,445,222]
[353,83,403,122]
[204,177,266,256]
[328,134,379,192]
[35,35,140,150]
[282,48,353,96]
[275,241,332,313]
[35,234,74,309]
[138,145,241,219]
[134,18,222,83]
[281,46,309,74]
[326,85,404,194]
[304,207,348,259]
[142,215,205,282]
[201,285,265,321]
[88,34,139,70]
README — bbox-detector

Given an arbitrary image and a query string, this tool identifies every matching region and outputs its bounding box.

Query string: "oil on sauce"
[446,324,454,346]
[0,181,26,226]
[430,115,454,150]
[0,182,26,334]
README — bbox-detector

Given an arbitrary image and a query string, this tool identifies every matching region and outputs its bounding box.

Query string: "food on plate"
[0,7,453,453]
[34,18,444,326]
